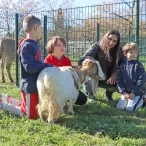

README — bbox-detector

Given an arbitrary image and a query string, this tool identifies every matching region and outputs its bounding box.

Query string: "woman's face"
[53,39,65,56]
[107,34,118,49]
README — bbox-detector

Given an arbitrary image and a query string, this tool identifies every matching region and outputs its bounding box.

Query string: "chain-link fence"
[0,0,146,85]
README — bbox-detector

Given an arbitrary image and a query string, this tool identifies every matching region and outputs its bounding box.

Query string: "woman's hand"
[82,59,91,66]
[106,73,116,84]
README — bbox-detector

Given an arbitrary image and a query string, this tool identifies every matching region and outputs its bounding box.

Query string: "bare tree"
[79,0,146,44]
[40,0,75,11]
[0,0,41,38]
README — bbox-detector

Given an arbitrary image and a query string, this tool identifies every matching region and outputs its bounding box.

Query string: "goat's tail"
[37,94,63,123]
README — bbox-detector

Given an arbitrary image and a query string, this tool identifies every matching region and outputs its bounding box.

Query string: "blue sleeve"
[117,65,126,94]
[78,43,99,65]
[132,62,146,95]
[20,43,53,74]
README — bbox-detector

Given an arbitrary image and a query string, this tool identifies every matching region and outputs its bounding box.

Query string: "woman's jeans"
[84,78,118,100]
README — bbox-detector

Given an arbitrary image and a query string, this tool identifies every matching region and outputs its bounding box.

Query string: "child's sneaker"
[88,95,95,102]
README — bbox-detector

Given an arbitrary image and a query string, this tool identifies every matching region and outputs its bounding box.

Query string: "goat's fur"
[37,59,105,123]
[0,38,15,82]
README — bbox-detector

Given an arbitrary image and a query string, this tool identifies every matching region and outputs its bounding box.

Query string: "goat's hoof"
[68,109,74,115]
[48,120,54,124]
[2,80,5,83]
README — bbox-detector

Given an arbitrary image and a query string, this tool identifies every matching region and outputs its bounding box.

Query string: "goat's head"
[73,56,105,83]
[73,57,105,96]
[84,56,105,80]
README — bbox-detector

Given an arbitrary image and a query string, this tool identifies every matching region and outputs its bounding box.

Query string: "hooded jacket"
[117,60,146,96]
[44,54,72,67]
[18,39,53,93]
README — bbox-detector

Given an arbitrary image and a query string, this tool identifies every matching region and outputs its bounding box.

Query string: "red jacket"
[44,54,72,67]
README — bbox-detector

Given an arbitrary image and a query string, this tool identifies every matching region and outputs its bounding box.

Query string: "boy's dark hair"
[46,36,66,54]
[23,14,41,32]
[122,42,138,54]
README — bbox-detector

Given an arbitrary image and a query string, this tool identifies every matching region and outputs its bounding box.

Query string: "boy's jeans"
[117,95,144,111]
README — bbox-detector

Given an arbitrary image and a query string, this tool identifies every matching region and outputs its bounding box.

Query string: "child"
[116,42,146,112]
[44,36,87,105]
[0,15,53,119]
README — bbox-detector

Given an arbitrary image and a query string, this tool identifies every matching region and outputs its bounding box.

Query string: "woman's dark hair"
[99,30,121,65]
[99,29,120,54]
[46,36,66,54]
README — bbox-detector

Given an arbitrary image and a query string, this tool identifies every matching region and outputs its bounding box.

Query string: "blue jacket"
[19,39,53,93]
[117,60,146,96]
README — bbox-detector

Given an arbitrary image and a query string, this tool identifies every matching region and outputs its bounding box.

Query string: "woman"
[78,29,123,101]
[44,36,87,105]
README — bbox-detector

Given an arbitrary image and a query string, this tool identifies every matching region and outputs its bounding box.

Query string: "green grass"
[0,83,146,146]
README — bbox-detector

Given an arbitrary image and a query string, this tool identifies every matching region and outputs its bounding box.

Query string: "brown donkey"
[0,38,15,82]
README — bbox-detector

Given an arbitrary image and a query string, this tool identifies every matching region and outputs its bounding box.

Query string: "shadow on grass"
[56,99,146,140]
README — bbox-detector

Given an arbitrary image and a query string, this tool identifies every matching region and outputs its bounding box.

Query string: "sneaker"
[105,90,113,101]
[88,98,95,102]
[88,95,96,102]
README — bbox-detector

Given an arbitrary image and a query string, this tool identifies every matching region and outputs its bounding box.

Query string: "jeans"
[84,78,118,100]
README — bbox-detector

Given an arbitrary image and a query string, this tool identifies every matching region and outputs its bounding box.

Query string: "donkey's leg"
[0,56,5,83]
[6,57,14,82]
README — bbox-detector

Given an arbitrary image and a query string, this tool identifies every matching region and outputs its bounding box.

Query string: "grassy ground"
[0,83,146,146]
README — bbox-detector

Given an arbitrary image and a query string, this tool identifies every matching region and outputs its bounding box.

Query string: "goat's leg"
[47,118,54,124]
[6,58,14,82]
[68,99,74,114]
[37,104,44,122]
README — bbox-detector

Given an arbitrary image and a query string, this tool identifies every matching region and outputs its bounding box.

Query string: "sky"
[74,0,105,7]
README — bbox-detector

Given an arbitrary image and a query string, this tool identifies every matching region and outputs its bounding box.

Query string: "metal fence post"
[135,0,139,59]
[15,13,19,86]
[43,15,47,57]
[97,23,100,42]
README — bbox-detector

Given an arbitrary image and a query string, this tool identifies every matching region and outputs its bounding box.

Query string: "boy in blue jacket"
[116,42,146,111]
[0,15,53,119]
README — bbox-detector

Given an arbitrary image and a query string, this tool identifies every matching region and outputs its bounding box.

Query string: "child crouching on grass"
[116,42,146,112]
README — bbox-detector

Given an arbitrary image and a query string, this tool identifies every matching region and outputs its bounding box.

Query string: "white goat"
[37,59,105,123]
